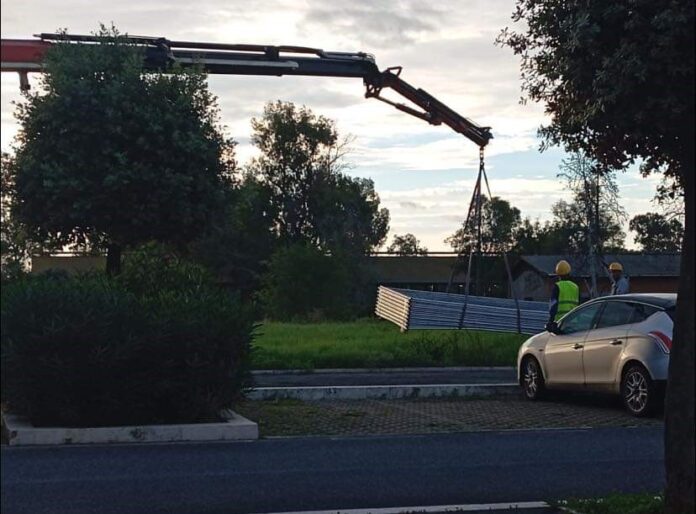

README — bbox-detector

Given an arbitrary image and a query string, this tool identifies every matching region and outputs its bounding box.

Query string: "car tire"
[521,357,546,401]
[621,363,660,417]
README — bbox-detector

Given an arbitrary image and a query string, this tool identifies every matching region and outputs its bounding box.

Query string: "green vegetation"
[1,247,254,427]
[252,319,526,370]
[559,493,664,514]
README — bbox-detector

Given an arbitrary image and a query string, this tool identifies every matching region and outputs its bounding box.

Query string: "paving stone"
[236,395,662,437]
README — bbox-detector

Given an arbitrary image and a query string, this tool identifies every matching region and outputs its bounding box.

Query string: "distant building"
[511,254,681,301]
[31,255,106,274]
[367,255,468,293]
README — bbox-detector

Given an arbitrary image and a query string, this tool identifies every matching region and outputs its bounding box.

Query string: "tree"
[499,2,694,510]
[548,199,625,255]
[557,152,627,295]
[387,233,428,256]
[259,243,355,321]
[630,213,684,253]
[248,101,389,255]
[1,153,57,281]
[445,196,521,253]
[653,175,686,222]
[9,26,236,275]
[190,176,278,296]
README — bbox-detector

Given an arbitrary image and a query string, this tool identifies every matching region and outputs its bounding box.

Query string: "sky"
[0,0,662,250]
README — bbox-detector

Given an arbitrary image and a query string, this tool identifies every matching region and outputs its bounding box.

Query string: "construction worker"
[546,260,580,330]
[609,262,630,295]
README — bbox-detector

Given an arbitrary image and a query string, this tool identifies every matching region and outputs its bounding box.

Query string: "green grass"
[559,493,664,514]
[251,318,527,370]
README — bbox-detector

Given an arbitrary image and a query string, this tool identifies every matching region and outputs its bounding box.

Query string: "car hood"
[522,331,551,349]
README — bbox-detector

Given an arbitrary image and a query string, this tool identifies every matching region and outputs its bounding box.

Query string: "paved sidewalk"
[252,367,516,387]
[236,395,662,437]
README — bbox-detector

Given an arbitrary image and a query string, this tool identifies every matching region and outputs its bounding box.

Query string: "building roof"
[517,254,681,278]
[367,256,468,283]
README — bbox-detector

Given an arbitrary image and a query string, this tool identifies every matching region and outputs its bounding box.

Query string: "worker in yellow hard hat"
[609,261,630,295]
[546,259,580,330]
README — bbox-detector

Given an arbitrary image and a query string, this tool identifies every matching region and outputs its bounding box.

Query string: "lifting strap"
[448,146,523,333]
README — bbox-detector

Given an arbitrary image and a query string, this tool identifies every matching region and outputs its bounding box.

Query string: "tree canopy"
[248,101,389,255]
[387,233,428,256]
[445,196,521,253]
[629,213,684,253]
[8,26,236,274]
[499,2,694,511]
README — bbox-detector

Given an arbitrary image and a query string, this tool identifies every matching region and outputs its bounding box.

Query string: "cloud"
[399,201,427,211]
[300,1,444,48]
[1,0,660,251]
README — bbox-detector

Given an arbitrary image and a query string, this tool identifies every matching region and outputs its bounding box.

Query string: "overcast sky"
[1,0,661,250]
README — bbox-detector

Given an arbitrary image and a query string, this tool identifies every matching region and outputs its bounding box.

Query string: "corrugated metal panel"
[375,286,547,335]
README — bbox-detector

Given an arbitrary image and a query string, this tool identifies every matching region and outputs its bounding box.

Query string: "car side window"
[559,303,603,334]
[629,303,660,323]
[595,301,635,329]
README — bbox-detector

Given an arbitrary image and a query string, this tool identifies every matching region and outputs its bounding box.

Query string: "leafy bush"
[1,256,255,427]
[259,244,373,321]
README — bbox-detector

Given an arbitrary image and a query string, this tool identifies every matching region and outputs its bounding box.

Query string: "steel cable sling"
[447,147,523,333]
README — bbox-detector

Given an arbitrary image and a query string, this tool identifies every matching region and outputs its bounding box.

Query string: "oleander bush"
[1,251,255,427]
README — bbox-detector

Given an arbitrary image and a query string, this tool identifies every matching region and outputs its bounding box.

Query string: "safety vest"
[555,280,579,321]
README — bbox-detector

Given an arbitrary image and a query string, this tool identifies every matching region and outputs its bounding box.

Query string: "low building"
[511,254,681,301]
[31,255,106,274]
[366,255,468,293]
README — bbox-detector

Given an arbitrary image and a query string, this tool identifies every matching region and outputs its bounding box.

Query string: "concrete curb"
[247,383,520,401]
[2,409,258,446]
[252,366,516,375]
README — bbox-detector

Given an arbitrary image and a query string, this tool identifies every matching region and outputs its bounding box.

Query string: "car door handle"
[611,339,623,345]
[573,343,584,350]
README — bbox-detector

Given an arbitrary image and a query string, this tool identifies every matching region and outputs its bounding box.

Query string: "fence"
[375,286,548,334]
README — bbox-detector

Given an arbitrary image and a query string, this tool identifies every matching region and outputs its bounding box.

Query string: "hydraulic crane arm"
[0,34,492,147]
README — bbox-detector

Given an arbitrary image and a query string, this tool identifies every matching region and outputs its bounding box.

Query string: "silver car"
[517,293,675,417]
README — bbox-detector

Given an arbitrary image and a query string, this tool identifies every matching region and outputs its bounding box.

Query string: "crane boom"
[0,34,492,147]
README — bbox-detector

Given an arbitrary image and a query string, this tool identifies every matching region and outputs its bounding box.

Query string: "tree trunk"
[106,244,122,276]
[664,145,695,514]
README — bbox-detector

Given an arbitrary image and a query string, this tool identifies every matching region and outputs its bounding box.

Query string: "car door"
[582,301,635,388]
[544,302,603,386]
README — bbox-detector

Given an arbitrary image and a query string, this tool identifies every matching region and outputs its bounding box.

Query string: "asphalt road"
[252,367,517,387]
[1,426,663,514]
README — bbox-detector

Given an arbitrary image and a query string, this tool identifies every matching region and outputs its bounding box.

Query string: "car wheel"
[621,364,659,417]
[522,357,546,400]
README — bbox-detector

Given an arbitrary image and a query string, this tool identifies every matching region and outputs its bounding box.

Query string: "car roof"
[586,293,677,309]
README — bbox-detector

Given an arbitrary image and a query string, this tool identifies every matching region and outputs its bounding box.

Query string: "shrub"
[259,244,361,321]
[1,261,255,427]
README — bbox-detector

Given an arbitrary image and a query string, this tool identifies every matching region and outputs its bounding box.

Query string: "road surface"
[1,426,663,514]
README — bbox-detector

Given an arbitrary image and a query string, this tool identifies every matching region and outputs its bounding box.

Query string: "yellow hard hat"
[555,260,571,276]
[609,262,623,272]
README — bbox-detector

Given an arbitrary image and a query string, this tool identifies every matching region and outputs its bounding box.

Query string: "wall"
[512,270,548,301]
[31,256,106,274]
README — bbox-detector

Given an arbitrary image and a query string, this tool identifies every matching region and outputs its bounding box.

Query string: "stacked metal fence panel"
[374,286,411,331]
[375,286,548,334]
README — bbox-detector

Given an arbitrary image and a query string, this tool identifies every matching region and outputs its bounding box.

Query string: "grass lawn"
[251,318,528,370]
[558,493,664,514]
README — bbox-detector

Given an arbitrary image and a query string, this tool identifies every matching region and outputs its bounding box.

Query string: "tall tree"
[630,213,684,253]
[1,153,53,280]
[558,152,627,295]
[387,233,428,256]
[249,101,389,254]
[446,196,521,253]
[8,26,235,275]
[499,2,694,510]
[512,218,554,254]
[190,176,278,296]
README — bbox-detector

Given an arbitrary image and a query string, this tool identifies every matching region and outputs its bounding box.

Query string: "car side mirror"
[546,321,562,335]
